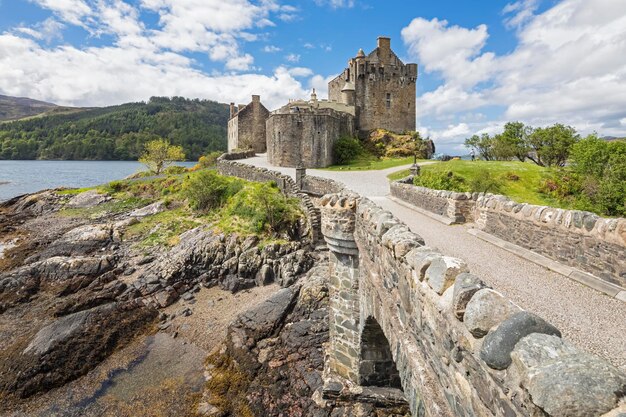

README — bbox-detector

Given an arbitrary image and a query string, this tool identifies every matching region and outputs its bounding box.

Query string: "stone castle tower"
[227,95,270,153]
[328,37,417,136]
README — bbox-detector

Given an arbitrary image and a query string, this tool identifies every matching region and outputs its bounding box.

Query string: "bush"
[226,183,302,237]
[333,136,364,164]
[183,171,243,211]
[163,165,188,175]
[414,171,468,192]
[194,151,222,170]
[468,170,504,194]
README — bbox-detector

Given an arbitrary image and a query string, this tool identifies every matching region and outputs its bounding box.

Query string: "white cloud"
[29,0,92,26]
[263,45,281,53]
[285,53,300,63]
[403,0,626,152]
[503,0,539,29]
[286,67,314,77]
[313,0,355,9]
[0,33,313,110]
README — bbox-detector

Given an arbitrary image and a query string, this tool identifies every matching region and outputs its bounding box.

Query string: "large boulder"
[464,288,520,337]
[0,302,157,398]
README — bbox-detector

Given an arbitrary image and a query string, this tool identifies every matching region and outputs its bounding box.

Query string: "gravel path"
[241,155,626,370]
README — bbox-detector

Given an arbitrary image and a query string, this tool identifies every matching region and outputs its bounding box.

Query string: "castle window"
[386,93,391,109]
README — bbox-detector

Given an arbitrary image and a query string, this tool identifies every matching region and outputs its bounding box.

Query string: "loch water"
[0,160,196,201]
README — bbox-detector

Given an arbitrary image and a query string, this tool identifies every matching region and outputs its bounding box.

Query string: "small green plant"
[193,151,222,170]
[468,169,504,194]
[333,136,364,164]
[414,171,468,192]
[163,165,188,175]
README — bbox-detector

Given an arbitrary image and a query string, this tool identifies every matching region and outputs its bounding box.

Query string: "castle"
[228,37,418,168]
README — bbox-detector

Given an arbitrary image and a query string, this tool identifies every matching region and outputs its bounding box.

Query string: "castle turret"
[341,81,355,106]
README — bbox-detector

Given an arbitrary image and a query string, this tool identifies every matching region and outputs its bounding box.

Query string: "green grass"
[57,186,97,195]
[125,207,201,247]
[390,160,563,207]
[59,196,151,219]
[324,156,430,171]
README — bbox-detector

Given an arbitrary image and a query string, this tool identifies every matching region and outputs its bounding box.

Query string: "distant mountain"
[0,96,230,160]
[601,136,625,142]
[0,94,63,122]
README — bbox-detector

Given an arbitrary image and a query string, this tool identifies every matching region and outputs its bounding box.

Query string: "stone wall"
[390,180,626,290]
[266,108,355,168]
[301,175,345,197]
[475,194,626,289]
[320,193,626,417]
[328,37,417,135]
[227,95,270,153]
[390,180,476,223]
[216,154,321,242]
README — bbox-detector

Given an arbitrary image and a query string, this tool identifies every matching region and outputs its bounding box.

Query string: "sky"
[0,0,625,153]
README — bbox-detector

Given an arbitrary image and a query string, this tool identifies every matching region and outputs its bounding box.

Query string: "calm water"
[0,160,196,201]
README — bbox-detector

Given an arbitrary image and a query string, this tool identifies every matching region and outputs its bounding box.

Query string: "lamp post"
[410,134,420,177]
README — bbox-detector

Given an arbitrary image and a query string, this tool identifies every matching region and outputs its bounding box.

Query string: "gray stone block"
[452,272,487,320]
[526,353,626,417]
[464,288,520,337]
[511,333,579,380]
[480,311,561,370]
[425,256,469,295]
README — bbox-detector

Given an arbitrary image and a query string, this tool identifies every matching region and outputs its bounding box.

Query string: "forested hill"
[0,96,230,161]
[0,94,58,122]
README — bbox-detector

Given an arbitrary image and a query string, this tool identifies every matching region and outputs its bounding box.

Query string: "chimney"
[229,102,235,118]
[377,36,391,52]
[252,94,260,103]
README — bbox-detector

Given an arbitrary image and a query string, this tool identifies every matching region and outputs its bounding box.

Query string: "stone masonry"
[227,95,270,153]
[328,37,417,136]
[390,179,626,291]
[320,191,626,417]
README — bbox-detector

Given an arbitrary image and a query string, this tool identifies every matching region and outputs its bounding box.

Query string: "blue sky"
[1,0,625,153]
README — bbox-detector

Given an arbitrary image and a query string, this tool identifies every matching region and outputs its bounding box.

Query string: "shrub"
[333,136,364,164]
[468,170,504,194]
[414,171,469,192]
[194,151,222,170]
[226,183,302,237]
[183,171,243,211]
[163,165,188,175]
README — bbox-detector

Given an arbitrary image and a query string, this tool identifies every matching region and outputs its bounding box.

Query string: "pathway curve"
[241,155,626,370]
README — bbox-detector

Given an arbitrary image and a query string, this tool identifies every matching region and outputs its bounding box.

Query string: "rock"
[525,353,626,417]
[452,272,487,320]
[154,286,178,308]
[1,302,157,398]
[179,307,193,317]
[67,190,110,208]
[480,311,561,370]
[50,224,114,255]
[425,256,469,295]
[511,333,579,380]
[129,201,165,217]
[464,289,521,337]
[255,264,275,286]
[137,255,155,265]
[404,247,439,281]
[182,292,195,301]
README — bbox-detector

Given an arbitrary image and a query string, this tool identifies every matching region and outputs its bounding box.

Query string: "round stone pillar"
[320,194,361,384]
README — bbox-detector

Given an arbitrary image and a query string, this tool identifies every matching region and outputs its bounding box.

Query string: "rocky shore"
[0,187,408,416]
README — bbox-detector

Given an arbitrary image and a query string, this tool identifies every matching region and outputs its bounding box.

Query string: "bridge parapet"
[321,192,626,417]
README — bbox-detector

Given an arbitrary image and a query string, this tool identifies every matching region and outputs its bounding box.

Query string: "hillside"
[0,96,230,160]
[0,94,60,122]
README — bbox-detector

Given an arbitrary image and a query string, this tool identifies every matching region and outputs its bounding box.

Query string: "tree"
[465,133,495,160]
[493,122,532,161]
[139,138,186,174]
[527,124,579,167]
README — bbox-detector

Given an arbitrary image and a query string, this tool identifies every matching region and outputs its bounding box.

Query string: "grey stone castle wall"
[390,180,626,290]
[227,96,270,153]
[328,37,417,135]
[266,109,355,168]
[320,193,626,417]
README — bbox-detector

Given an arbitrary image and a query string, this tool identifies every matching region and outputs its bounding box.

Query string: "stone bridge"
[319,193,626,417]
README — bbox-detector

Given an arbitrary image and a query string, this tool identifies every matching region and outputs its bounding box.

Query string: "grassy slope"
[389,160,561,207]
[324,156,430,171]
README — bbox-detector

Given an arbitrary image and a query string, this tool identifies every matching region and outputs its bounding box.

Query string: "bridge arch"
[359,316,402,389]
